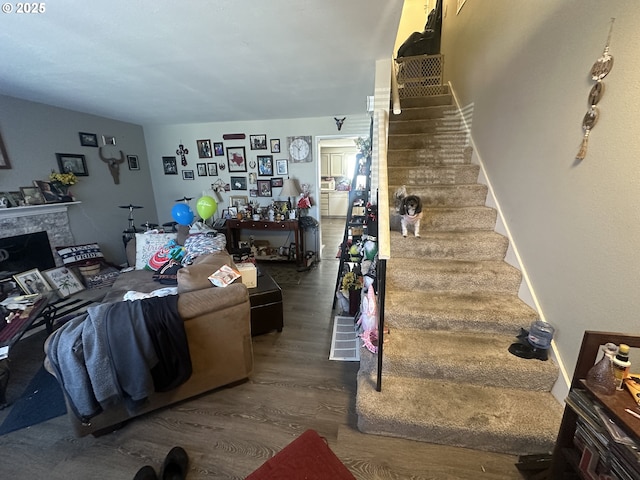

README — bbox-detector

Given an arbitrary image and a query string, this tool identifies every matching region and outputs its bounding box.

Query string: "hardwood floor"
[0,219,522,479]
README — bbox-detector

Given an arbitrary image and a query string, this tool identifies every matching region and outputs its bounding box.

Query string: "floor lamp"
[279,178,301,218]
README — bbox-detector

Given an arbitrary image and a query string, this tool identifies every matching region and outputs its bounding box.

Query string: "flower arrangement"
[49,170,78,198]
[341,271,362,292]
[49,171,78,185]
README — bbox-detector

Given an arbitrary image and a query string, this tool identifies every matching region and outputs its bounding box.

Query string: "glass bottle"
[586,342,618,395]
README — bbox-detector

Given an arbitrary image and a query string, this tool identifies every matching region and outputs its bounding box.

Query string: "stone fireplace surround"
[0,203,80,267]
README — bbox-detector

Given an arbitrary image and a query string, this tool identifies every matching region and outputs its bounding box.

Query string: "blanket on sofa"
[46,295,190,423]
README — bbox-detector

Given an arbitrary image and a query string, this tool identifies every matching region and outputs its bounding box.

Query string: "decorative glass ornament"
[585,342,618,395]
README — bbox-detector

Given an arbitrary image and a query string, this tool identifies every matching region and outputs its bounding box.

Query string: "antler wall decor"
[576,18,615,162]
[99,147,126,184]
[334,117,346,131]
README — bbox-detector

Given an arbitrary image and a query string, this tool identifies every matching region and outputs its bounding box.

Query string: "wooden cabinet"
[320,191,348,217]
[320,192,329,216]
[320,153,347,177]
[549,331,640,479]
[328,191,348,216]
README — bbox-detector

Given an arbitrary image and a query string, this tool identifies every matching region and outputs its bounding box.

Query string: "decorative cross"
[176,143,189,166]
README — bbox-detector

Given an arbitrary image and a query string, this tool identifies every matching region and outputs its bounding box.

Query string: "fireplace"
[0,231,56,282]
[0,203,78,273]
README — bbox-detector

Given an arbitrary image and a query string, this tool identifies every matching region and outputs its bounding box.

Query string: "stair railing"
[372,108,390,392]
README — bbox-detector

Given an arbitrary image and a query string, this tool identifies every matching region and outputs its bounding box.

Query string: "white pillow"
[134,233,177,270]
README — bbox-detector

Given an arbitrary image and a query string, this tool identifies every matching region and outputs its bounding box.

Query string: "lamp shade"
[280,178,301,197]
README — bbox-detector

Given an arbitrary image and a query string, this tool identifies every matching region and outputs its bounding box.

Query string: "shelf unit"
[332,152,372,310]
[549,331,640,479]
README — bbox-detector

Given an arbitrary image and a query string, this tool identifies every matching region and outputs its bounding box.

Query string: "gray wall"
[0,95,157,264]
[441,0,640,388]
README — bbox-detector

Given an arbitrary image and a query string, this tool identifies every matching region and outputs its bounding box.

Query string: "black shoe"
[160,446,189,480]
[133,465,158,480]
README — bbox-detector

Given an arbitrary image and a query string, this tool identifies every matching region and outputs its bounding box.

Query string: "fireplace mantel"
[0,201,81,220]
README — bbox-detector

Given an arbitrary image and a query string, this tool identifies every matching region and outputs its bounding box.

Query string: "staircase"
[355,87,563,456]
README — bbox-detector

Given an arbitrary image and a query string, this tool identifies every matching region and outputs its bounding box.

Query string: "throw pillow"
[182,233,226,265]
[134,233,177,270]
[56,243,105,266]
[147,239,185,271]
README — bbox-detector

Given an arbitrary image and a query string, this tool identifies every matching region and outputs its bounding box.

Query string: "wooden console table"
[226,219,304,267]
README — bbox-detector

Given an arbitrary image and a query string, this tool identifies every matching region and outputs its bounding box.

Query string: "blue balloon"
[171,203,194,226]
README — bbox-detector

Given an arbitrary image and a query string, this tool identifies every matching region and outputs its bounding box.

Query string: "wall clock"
[287,136,312,163]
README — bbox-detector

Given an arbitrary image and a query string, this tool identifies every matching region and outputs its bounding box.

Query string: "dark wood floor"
[0,219,522,479]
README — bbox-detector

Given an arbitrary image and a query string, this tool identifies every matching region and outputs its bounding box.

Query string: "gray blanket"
[47,300,158,423]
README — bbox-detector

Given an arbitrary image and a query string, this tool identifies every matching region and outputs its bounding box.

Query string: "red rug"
[246,429,355,479]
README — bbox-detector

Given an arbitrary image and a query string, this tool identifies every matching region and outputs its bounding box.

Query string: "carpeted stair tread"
[394,91,451,108]
[387,148,473,166]
[389,230,508,260]
[388,183,488,207]
[388,164,480,185]
[386,258,522,294]
[388,117,466,135]
[391,105,458,121]
[389,205,497,232]
[384,291,538,334]
[355,373,562,456]
[388,133,470,150]
[359,329,558,391]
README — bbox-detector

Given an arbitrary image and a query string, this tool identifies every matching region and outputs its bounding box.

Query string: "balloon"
[171,203,194,225]
[196,195,218,220]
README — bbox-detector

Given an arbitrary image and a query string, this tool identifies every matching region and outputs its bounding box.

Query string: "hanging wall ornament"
[176,142,189,166]
[576,18,615,161]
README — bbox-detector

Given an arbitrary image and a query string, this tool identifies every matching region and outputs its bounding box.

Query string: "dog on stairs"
[395,186,423,238]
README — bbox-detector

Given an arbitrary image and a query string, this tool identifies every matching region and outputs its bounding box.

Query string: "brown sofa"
[45,249,253,437]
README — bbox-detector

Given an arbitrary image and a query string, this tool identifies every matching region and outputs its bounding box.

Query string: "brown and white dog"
[399,194,423,237]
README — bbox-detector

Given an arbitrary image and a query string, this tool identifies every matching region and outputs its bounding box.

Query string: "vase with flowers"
[297,194,312,217]
[339,270,363,316]
[49,171,78,201]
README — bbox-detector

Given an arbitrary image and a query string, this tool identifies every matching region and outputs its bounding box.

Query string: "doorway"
[316,136,359,261]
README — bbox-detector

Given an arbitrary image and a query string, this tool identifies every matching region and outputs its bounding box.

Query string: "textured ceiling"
[0,0,403,126]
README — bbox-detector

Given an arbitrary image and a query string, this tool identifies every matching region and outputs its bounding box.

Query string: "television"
[0,231,56,281]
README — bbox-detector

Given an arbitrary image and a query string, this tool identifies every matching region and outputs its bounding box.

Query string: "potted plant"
[340,270,363,316]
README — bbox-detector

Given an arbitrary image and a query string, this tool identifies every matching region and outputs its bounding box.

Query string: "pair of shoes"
[133,447,189,480]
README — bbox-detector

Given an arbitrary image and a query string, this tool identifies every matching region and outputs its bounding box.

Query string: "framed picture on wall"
[0,129,11,169]
[207,162,218,176]
[182,170,195,180]
[127,155,140,170]
[257,179,272,197]
[197,139,212,158]
[230,176,247,190]
[275,158,288,176]
[226,146,247,172]
[270,138,281,153]
[56,153,88,176]
[271,177,283,188]
[250,134,267,150]
[163,156,178,175]
[213,142,224,156]
[257,155,273,176]
[78,132,98,147]
[196,163,207,176]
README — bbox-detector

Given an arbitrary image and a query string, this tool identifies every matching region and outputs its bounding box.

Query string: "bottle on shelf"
[585,342,618,395]
[613,343,631,390]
